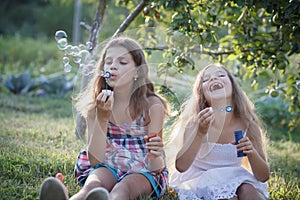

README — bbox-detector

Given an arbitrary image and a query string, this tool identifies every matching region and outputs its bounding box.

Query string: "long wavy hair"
[75,36,169,120]
[167,63,267,172]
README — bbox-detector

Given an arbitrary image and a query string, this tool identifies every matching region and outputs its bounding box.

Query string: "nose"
[110,65,117,70]
[209,75,218,82]
[108,60,118,71]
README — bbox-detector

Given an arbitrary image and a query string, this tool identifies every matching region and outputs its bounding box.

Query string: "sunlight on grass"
[0,93,299,199]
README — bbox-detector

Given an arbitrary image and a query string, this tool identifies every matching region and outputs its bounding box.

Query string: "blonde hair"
[167,63,267,172]
[75,36,169,120]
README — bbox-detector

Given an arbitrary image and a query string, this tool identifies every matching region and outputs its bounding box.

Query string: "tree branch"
[80,22,92,32]
[113,1,147,37]
[89,0,107,53]
[144,46,235,57]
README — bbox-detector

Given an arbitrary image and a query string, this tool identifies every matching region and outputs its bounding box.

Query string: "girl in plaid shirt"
[39,37,169,200]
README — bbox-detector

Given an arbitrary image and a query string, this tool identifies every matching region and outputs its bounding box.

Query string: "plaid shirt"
[74,115,168,197]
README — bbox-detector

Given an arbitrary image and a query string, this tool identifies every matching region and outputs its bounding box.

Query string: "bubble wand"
[101,71,111,93]
[213,105,233,112]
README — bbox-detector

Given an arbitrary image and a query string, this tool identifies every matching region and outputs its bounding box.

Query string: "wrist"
[196,130,207,137]
[148,155,165,172]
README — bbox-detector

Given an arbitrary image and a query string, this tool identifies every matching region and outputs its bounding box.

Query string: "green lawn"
[0,93,299,200]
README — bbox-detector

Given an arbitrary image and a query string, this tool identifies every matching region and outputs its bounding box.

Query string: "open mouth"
[210,82,224,91]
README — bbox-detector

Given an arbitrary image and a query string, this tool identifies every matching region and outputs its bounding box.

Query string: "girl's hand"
[96,90,114,119]
[196,107,214,135]
[236,136,254,155]
[145,134,164,158]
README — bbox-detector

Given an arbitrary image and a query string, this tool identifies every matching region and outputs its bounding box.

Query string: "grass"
[0,92,299,200]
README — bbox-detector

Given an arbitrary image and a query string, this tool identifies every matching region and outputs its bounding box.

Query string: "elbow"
[87,151,103,167]
[89,158,100,168]
[260,173,270,183]
[256,169,270,182]
[89,160,99,168]
[175,160,188,173]
[175,166,186,173]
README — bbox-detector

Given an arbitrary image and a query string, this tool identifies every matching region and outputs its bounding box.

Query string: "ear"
[134,69,139,80]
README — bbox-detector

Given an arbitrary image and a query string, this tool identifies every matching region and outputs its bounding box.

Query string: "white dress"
[169,142,268,200]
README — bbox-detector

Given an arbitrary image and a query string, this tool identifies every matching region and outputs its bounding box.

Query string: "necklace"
[214,105,233,112]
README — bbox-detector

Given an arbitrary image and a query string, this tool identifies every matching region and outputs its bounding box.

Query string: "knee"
[237,183,264,200]
[83,181,104,192]
[110,183,130,200]
[71,181,104,200]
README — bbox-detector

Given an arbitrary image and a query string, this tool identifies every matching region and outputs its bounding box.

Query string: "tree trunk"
[75,0,107,141]
[75,1,147,140]
[72,0,82,45]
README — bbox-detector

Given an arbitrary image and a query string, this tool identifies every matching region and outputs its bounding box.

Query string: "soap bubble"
[63,56,70,64]
[79,44,86,50]
[86,42,93,51]
[55,30,68,42]
[79,63,95,76]
[73,55,81,64]
[65,45,73,55]
[79,50,90,64]
[57,38,68,50]
[64,63,72,73]
[55,30,95,73]
[72,46,80,56]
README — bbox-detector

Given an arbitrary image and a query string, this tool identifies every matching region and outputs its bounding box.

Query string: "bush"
[0,36,63,76]
[255,96,300,142]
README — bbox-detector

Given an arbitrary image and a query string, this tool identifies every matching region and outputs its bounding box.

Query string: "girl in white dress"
[168,63,269,200]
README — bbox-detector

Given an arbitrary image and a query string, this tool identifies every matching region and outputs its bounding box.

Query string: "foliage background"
[0,0,299,199]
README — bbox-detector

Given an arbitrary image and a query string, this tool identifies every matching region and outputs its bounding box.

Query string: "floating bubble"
[64,63,72,73]
[73,56,81,64]
[86,42,93,51]
[72,46,80,56]
[79,44,86,50]
[79,64,95,76]
[63,56,70,64]
[89,60,97,67]
[55,30,68,42]
[57,38,68,50]
[79,64,85,68]
[79,50,90,64]
[65,45,73,55]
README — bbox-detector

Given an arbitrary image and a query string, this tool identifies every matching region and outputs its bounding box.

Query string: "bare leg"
[110,173,153,200]
[236,183,264,200]
[70,167,116,200]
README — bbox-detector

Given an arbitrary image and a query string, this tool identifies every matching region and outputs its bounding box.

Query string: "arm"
[145,96,166,172]
[237,125,269,182]
[247,147,269,182]
[175,119,206,172]
[175,107,214,172]
[87,91,114,167]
